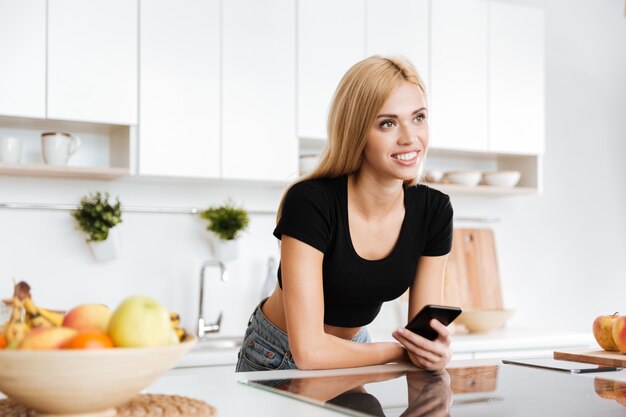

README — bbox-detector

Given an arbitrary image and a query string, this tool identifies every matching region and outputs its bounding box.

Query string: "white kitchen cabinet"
[489,2,545,155]
[430,0,488,152]
[366,0,430,88]
[47,0,137,125]
[222,0,297,181]
[139,0,220,178]
[297,0,365,140]
[0,0,46,119]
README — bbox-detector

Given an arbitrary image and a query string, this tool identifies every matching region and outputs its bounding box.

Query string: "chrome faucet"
[197,259,228,339]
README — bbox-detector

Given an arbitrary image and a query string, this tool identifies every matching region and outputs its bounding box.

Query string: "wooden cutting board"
[443,228,503,309]
[554,349,626,367]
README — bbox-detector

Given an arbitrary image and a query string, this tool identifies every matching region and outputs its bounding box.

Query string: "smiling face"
[361,81,429,183]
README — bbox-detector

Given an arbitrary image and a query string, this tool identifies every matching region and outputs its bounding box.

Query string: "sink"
[193,335,243,351]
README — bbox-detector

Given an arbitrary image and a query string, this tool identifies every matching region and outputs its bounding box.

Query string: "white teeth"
[393,151,417,161]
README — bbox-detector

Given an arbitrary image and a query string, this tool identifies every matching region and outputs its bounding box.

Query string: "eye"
[379,119,396,129]
[414,113,427,123]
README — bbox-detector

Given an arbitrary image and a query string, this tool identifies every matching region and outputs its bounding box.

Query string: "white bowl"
[456,309,515,333]
[442,171,482,187]
[424,169,444,183]
[482,171,521,188]
[0,337,196,416]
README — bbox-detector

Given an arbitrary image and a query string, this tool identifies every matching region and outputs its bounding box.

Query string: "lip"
[391,149,420,165]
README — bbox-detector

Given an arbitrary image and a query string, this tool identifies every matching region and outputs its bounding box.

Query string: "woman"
[236,55,453,372]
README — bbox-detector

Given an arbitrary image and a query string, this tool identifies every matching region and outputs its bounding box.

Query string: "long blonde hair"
[278,55,427,222]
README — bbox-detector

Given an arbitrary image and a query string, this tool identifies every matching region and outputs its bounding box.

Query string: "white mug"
[0,136,22,164]
[41,132,81,166]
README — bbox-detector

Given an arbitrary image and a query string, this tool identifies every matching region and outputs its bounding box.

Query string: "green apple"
[108,296,176,347]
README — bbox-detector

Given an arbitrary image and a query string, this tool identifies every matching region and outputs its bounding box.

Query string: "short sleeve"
[422,192,453,256]
[273,181,333,254]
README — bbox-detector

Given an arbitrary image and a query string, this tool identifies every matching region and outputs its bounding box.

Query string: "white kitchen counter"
[177,328,596,368]
[152,355,626,417]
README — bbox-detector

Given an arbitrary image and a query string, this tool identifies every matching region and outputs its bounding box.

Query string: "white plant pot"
[211,237,239,262]
[88,227,120,262]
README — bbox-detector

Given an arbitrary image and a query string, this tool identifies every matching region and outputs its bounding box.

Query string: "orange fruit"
[63,330,114,349]
[0,333,6,349]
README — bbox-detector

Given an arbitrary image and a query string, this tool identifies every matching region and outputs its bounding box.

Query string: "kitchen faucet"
[197,259,228,339]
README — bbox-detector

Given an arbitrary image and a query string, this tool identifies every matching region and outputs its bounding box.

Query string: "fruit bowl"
[455,309,515,333]
[481,170,521,188]
[0,337,196,416]
[442,171,482,187]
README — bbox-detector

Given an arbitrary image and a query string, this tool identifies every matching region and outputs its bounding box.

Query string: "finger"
[398,331,449,358]
[430,319,451,342]
[397,327,449,354]
[394,333,449,364]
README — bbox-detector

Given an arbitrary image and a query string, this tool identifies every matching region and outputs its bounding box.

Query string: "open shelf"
[0,163,129,180]
[424,182,537,196]
[0,115,134,180]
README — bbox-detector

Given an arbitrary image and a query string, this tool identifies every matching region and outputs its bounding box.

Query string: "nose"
[398,123,419,145]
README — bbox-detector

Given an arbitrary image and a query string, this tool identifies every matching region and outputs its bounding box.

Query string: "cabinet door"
[47,0,137,125]
[430,0,488,152]
[0,0,46,119]
[298,0,365,140]
[366,0,429,89]
[222,0,297,181]
[489,3,545,155]
[139,0,220,178]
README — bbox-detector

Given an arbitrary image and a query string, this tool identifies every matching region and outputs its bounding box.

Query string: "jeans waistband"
[249,300,291,352]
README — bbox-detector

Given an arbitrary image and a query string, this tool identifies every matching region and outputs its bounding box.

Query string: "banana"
[175,327,186,341]
[4,321,30,345]
[30,315,55,329]
[23,297,38,316]
[169,312,188,342]
[37,307,64,327]
[169,312,181,328]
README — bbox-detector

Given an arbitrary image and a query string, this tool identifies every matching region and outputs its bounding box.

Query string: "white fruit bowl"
[456,309,515,333]
[442,171,482,187]
[482,171,521,188]
[0,337,196,416]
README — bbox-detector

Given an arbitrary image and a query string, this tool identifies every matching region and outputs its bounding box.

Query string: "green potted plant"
[71,192,122,261]
[199,200,249,262]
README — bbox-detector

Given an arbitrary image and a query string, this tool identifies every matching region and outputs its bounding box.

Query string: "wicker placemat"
[0,394,216,417]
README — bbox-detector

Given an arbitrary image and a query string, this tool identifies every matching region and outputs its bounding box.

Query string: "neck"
[348,172,404,219]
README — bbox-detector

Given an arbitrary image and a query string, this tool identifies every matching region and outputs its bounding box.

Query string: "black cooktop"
[244,363,626,416]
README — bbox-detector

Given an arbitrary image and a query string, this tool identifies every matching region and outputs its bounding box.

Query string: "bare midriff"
[261,288,362,341]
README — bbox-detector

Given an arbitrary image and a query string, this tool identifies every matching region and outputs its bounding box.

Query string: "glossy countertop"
[148,357,626,417]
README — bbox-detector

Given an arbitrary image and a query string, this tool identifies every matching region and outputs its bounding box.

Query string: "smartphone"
[405,304,462,340]
[502,358,623,374]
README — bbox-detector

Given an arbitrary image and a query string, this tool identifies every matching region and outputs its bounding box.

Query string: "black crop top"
[273,176,453,327]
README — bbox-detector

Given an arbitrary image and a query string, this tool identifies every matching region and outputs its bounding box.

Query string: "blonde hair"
[278,55,427,222]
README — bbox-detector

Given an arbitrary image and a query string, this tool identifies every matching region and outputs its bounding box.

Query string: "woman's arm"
[392,254,452,370]
[281,235,406,370]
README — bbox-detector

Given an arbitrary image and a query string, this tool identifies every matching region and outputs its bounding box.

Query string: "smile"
[392,151,418,161]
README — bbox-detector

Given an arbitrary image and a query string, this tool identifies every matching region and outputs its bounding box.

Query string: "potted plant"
[71,192,122,262]
[199,200,249,262]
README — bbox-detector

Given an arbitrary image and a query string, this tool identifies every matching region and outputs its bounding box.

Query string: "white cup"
[0,136,23,164]
[41,132,81,166]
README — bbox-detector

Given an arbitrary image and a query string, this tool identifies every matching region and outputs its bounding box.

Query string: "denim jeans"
[235,300,371,372]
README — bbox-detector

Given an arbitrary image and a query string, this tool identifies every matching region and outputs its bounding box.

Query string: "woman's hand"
[392,319,452,371]
[401,370,452,417]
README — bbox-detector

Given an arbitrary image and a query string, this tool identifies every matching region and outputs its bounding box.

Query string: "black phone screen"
[404,304,462,340]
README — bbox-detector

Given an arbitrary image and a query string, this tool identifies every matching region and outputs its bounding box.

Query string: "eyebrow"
[376,107,427,119]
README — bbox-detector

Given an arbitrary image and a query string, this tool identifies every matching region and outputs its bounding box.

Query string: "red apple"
[19,327,78,350]
[612,315,626,354]
[593,313,620,351]
[62,303,112,332]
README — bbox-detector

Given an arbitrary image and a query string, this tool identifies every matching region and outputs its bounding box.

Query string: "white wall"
[453,0,626,331]
[1,0,625,336]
